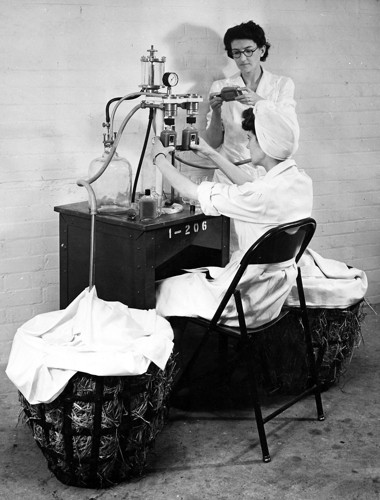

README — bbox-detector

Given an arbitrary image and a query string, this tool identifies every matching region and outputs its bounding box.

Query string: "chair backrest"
[240,218,316,268]
[210,218,316,326]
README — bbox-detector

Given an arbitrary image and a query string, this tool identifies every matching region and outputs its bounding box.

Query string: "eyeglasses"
[231,47,259,59]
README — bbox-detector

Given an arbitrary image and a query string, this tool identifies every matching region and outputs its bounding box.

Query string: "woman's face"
[230,38,265,74]
[246,131,265,165]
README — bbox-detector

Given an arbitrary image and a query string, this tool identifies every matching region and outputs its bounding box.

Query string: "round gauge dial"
[162,72,179,87]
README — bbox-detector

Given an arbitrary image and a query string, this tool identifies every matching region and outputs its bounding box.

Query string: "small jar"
[139,189,158,220]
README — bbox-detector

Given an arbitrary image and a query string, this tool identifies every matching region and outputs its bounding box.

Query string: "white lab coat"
[206,68,298,180]
[156,159,313,327]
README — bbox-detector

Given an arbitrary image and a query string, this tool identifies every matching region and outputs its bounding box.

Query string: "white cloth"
[285,248,368,308]
[156,159,313,327]
[206,68,298,180]
[253,100,299,160]
[6,287,174,404]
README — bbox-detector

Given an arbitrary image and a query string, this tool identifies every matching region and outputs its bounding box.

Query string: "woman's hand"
[151,136,174,163]
[235,87,263,107]
[192,137,252,185]
[150,138,199,201]
[209,92,223,113]
[190,137,217,158]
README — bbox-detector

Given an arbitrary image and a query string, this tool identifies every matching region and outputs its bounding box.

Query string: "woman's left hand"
[151,136,174,162]
[235,87,263,107]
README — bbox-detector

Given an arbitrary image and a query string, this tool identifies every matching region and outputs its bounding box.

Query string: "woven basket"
[251,301,365,393]
[19,355,177,488]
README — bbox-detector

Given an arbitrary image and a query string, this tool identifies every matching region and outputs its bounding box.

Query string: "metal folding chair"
[175,217,325,462]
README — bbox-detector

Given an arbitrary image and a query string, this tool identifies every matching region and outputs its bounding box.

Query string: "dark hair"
[241,108,256,135]
[224,21,271,61]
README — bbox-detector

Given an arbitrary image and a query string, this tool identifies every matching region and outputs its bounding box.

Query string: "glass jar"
[150,186,162,216]
[88,144,132,213]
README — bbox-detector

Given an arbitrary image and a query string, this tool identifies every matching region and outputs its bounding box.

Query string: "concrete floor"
[1,303,379,500]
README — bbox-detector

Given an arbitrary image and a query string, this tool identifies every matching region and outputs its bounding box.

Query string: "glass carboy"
[88,137,132,213]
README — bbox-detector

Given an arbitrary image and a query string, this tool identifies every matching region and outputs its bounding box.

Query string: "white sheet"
[6,287,174,404]
[285,249,368,308]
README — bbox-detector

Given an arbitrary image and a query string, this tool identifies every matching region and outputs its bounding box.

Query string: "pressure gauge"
[162,72,179,88]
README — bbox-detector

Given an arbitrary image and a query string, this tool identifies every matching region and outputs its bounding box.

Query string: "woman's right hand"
[209,92,223,113]
[190,137,216,157]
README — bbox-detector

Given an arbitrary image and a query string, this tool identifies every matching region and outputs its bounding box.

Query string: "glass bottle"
[88,137,132,213]
[181,117,198,150]
[150,186,162,216]
[139,189,158,220]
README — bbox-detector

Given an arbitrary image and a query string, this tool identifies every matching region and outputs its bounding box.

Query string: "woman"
[204,20,298,181]
[151,100,312,327]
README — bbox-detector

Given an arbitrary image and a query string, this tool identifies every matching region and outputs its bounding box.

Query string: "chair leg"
[234,290,271,462]
[296,271,325,421]
[304,329,325,420]
[243,339,271,462]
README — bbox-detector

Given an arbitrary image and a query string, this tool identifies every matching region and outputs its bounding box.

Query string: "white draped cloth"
[286,248,368,308]
[6,287,174,404]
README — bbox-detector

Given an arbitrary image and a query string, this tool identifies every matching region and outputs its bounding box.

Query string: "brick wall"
[1,0,379,362]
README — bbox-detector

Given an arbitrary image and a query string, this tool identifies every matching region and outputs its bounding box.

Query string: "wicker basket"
[19,356,177,488]
[251,301,365,393]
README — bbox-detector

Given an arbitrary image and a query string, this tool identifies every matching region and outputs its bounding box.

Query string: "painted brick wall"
[1,0,379,362]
